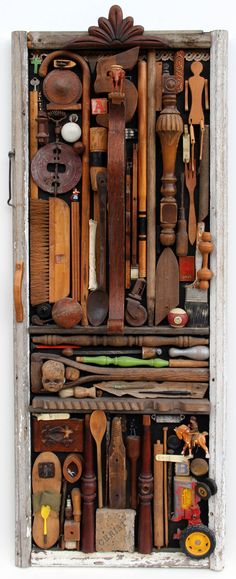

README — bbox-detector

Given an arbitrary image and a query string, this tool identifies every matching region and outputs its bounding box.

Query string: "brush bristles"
[30,200,50,305]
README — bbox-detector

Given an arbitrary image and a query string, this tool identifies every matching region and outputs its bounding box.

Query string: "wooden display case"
[11,5,227,570]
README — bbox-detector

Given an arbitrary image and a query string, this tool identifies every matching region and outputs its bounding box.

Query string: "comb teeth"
[30,199,50,305]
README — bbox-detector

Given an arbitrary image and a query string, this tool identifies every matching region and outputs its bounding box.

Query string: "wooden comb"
[30,198,70,305]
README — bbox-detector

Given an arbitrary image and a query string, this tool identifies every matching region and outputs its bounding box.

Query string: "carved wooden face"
[42,360,65,392]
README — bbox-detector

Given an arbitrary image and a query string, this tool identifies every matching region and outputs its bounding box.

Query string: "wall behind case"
[0,0,234,577]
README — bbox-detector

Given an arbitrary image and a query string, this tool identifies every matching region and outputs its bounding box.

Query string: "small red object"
[167,308,188,328]
[91,98,108,115]
[179,256,195,282]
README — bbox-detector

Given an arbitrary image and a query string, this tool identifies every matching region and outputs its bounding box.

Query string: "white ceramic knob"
[61,122,81,143]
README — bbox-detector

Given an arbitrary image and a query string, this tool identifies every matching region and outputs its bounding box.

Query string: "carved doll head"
[42,360,65,392]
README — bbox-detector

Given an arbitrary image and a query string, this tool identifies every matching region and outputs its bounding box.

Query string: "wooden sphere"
[52,298,82,328]
[73,140,85,155]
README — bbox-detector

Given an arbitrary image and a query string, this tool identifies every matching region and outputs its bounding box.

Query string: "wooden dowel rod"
[138,60,147,279]
[147,51,157,326]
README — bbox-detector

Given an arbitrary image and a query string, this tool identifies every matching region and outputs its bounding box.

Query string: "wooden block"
[91,98,108,115]
[96,508,136,552]
[32,418,84,452]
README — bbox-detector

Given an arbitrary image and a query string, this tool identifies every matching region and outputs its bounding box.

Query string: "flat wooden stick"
[154,441,164,548]
[163,426,169,547]
[147,51,156,326]
[30,90,39,199]
[71,191,80,301]
[131,144,138,279]
[138,60,147,279]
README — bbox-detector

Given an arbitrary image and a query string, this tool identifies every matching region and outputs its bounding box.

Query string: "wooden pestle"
[126,435,141,509]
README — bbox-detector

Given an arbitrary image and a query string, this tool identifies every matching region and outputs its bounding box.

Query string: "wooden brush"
[30,198,70,305]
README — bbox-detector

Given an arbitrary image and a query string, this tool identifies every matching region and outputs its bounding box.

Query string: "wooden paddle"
[155,248,179,325]
[90,410,107,508]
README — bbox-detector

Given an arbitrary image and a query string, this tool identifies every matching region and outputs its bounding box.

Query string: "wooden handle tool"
[30,77,40,200]
[14,261,24,322]
[147,51,157,325]
[176,173,188,257]
[71,189,80,302]
[169,346,209,360]
[90,410,107,508]
[125,161,132,289]
[185,161,197,245]
[131,144,139,280]
[138,60,147,278]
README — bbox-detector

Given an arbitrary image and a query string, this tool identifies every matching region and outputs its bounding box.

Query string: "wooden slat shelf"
[30,396,210,414]
[27,31,212,50]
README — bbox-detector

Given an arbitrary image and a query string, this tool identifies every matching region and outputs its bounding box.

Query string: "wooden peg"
[197,232,214,289]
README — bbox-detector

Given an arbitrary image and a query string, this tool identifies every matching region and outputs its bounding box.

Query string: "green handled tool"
[76,355,169,368]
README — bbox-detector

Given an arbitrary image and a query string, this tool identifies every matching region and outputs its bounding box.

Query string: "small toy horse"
[174,424,209,458]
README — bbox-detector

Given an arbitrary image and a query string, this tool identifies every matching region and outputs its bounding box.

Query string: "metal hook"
[8,151,15,207]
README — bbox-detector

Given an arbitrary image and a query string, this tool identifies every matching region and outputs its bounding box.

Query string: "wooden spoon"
[87,172,109,326]
[90,410,107,508]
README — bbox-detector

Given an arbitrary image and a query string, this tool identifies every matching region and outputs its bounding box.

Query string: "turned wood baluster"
[81,414,96,553]
[138,415,154,554]
[156,71,183,246]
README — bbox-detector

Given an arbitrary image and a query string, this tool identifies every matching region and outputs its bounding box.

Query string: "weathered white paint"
[12,29,227,570]
[31,549,209,568]
[12,31,32,568]
[208,29,228,572]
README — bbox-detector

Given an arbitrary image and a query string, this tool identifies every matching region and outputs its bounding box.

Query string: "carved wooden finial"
[66,5,168,49]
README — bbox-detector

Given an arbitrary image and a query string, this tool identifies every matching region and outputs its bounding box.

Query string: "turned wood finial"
[197,231,214,289]
[156,74,183,246]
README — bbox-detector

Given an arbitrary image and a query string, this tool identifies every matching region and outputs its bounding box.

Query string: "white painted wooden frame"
[12,29,227,570]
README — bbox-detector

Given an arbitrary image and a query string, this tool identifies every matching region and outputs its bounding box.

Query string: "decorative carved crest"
[67,5,168,50]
